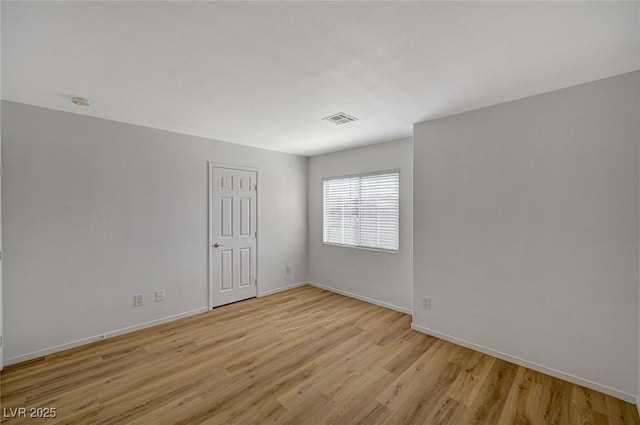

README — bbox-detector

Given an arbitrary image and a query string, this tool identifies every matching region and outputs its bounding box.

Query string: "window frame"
[321,169,400,253]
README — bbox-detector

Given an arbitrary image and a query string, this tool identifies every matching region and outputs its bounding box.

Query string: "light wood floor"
[1,285,638,425]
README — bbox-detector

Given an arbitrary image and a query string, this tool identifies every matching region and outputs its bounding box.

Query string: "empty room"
[1,1,639,424]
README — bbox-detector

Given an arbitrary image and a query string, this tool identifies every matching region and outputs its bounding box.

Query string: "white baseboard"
[258,281,308,297]
[308,281,412,315]
[411,323,636,404]
[5,335,107,366]
[4,307,209,366]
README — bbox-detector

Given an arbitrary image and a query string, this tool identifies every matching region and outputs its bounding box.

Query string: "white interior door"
[210,165,258,307]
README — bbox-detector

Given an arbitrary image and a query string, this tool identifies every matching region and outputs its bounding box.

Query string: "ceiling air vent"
[323,112,358,125]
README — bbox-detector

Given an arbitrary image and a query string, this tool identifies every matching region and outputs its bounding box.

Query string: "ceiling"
[2,2,639,157]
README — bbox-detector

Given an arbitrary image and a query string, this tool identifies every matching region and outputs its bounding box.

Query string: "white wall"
[637,5,640,407]
[1,101,307,364]
[308,138,413,313]
[413,71,640,401]
[0,0,4,370]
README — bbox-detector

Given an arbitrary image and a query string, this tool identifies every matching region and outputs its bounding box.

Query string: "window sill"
[322,242,399,254]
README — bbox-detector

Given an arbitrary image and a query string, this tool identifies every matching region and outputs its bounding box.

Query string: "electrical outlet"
[286,265,292,275]
[134,294,144,307]
[156,290,166,302]
[422,297,431,310]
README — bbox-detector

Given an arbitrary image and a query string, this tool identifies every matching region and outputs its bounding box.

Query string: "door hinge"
[254,184,257,191]
[254,279,257,286]
[254,232,257,238]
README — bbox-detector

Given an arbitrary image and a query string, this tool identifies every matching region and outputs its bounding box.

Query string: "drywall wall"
[308,138,413,313]
[413,71,640,400]
[2,101,307,363]
[0,2,4,370]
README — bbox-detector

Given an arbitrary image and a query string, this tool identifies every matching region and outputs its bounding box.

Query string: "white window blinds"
[323,172,399,251]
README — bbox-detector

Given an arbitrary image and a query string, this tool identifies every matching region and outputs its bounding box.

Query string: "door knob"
[213,243,222,248]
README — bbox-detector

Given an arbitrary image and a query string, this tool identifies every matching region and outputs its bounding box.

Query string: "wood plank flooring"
[1,285,638,424]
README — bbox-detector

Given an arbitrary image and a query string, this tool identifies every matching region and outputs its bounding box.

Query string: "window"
[323,171,399,251]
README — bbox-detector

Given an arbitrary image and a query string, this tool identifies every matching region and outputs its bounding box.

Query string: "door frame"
[208,162,260,309]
